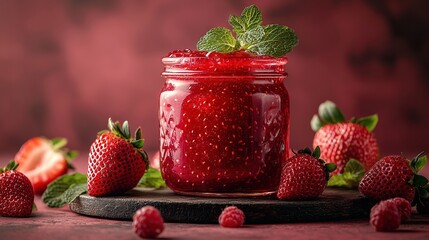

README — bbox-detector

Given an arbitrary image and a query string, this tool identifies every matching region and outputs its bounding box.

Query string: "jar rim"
[162,56,288,77]
[162,56,288,64]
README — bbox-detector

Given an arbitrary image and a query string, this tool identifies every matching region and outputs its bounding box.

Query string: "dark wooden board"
[69,188,376,224]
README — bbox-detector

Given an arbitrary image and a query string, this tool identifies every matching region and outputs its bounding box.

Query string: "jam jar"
[159,50,290,197]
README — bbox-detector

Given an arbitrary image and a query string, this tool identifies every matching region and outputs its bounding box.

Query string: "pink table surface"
[1,153,429,240]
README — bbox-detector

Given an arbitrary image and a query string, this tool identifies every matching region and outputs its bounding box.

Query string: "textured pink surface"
[0,0,429,157]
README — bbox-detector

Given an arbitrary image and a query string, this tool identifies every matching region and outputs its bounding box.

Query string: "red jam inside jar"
[160,50,290,197]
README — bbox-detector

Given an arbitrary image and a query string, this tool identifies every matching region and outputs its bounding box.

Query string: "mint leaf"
[237,26,264,47]
[228,5,262,34]
[248,24,298,57]
[63,183,87,203]
[42,173,87,208]
[137,167,166,189]
[327,174,348,187]
[197,27,237,53]
[327,159,365,189]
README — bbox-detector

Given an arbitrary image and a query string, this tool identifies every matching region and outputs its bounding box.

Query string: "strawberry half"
[277,147,336,200]
[15,137,77,195]
[0,160,34,217]
[359,153,429,203]
[311,100,379,177]
[87,118,149,197]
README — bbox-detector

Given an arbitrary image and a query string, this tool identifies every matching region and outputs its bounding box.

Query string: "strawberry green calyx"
[408,152,429,205]
[311,100,378,132]
[105,118,149,169]
[296,146,336,181]
[49,138,78,170]
[0,160,19,173]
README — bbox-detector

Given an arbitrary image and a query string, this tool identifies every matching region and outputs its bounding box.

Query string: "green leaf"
[137,167,166,189]
[50,138,68,150]
[108,118,115,132]
[327,174,348,187]
[32,202,38,212]
[327,159,364,189]
[318,100,345,124]
[411,152,427,173]
[237,25,264,47]
[325,163,337,173]
[122,121,130,139]
[418,188,429,198]
[4,159,19,171]
[298,147,312,155]
[356,114,378,132]
[412,175,429,188]
[344,159,365,176]
[67,150,78,160]
[312,146,321,159]
[311,115,325,132]
[97,130,108,136]
[42,173,87,208]
[63,183,87,203]
[135,127,142,140]
[132,139,144,149]
[197,27,237,53]
[228,5,262,35]
[248,24,298,57]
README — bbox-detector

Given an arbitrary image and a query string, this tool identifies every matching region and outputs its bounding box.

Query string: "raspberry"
[218,206,245,228]
[387,197,411,222]
[370,200,401,232]
[133,206,164,238]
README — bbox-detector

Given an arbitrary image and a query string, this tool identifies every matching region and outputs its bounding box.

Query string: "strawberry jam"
[160,50,290,196]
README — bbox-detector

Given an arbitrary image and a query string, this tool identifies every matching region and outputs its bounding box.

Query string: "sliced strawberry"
[15,137,77,195]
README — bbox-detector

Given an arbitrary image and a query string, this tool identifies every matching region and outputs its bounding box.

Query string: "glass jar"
[159,51,290,197]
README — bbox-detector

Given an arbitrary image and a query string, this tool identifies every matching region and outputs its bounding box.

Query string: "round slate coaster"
[69,188,375,223]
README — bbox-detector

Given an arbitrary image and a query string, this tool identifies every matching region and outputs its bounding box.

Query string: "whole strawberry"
[359,153,428,202]
[277,147,336,200]
[88,118,149,197]
[311,100,379,175]
[0,160,34,217]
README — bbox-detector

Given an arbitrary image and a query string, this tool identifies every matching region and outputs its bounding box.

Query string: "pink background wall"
[0,0,428,156]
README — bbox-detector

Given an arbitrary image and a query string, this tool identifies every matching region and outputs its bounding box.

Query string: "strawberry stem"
[1,160,19,173]
[50,138,68,150]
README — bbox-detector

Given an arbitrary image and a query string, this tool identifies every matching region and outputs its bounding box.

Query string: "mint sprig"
[137,167,166,189]
[197,5,298,57]
[42,173,88,208]
[42,168,166,208]
[327,159,365,189]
